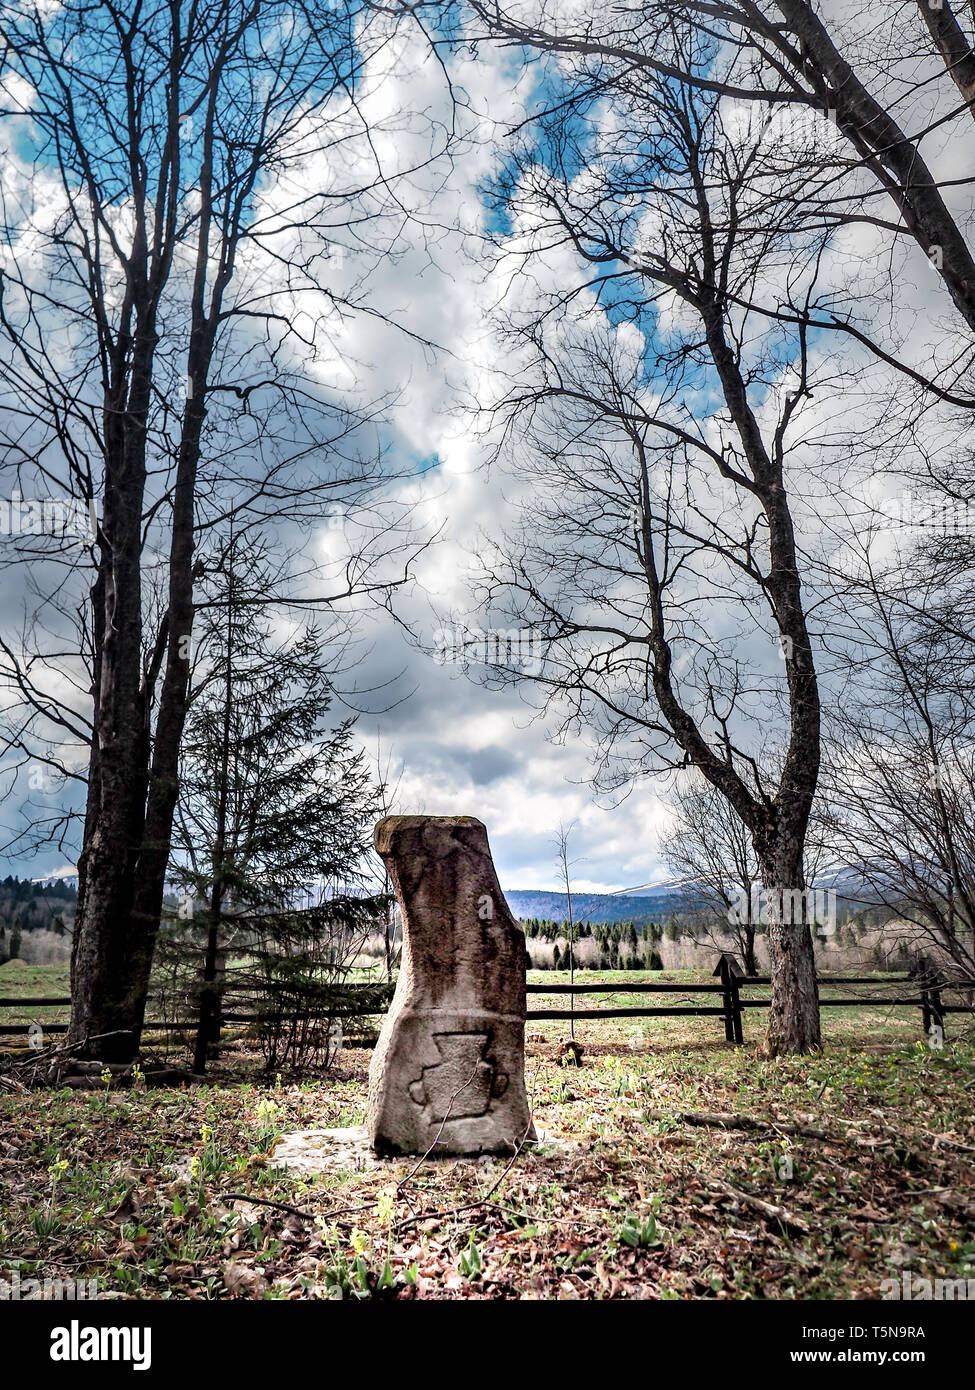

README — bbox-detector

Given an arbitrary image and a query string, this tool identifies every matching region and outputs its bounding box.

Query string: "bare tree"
[661,778,762,975]
[662,769,833,974]
[0,1,442,1058]
[554,820,578,1037]
[466,0,975,623]
[452,34,863,1051]
[821,545,975,988]
[445,0,975,1052]
[469,0,975,343]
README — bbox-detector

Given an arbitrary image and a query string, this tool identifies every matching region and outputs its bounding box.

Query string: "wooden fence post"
[930,975,946,1043]
[918,956,946,1045]
[715,953,744,1045]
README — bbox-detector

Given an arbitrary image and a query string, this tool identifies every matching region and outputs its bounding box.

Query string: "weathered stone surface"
[368,815,535,1156]
[271,1127,383,1177]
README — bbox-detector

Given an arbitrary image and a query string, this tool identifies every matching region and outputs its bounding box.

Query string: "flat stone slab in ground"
[271,1127,385,1176]
[270,1126,571,1177]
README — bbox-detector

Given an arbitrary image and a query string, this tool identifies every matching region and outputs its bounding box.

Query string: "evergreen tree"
[167,537,384,1072]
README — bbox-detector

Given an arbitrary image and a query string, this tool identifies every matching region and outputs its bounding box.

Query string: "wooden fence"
[0,984,393,1048]
[0,955,969,1050]
[525,954,969,1044]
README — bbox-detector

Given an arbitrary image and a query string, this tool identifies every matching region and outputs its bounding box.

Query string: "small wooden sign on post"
[714,952,745,1045]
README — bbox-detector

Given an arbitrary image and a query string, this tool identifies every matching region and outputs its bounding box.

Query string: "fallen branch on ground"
[704,1178,811,1236]
[646,1108,829,1140]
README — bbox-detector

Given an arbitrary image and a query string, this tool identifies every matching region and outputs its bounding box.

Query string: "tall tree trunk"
[757,833,821,1056]
[70,239,211,1060]
[128,367,208,1049]
[69,306,156,1062]
[915,0,975,112]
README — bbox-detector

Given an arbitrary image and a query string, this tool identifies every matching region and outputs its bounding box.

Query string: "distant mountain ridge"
[501,888,679,925]
[503,870,884,927]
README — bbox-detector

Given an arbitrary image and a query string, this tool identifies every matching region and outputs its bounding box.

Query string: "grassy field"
[1,967,972,1300]
[0,961,71,1037]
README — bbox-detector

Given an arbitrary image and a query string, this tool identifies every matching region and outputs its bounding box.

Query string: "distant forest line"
[0,874,76,963]
[0,874,899,975]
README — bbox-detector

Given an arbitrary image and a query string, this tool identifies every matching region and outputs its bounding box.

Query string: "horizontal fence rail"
[525,982,725,994]
[1,962,971,1050]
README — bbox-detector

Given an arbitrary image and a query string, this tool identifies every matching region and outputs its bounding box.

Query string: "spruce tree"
[167,536,384,1072]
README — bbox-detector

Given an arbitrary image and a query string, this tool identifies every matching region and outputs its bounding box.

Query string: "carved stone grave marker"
[368,815,535,1156]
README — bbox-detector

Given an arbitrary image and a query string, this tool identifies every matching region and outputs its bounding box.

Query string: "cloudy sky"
[286,21,677,894]
[291,6,971,895]
[0,11,674,894]
[1,2,971,894]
